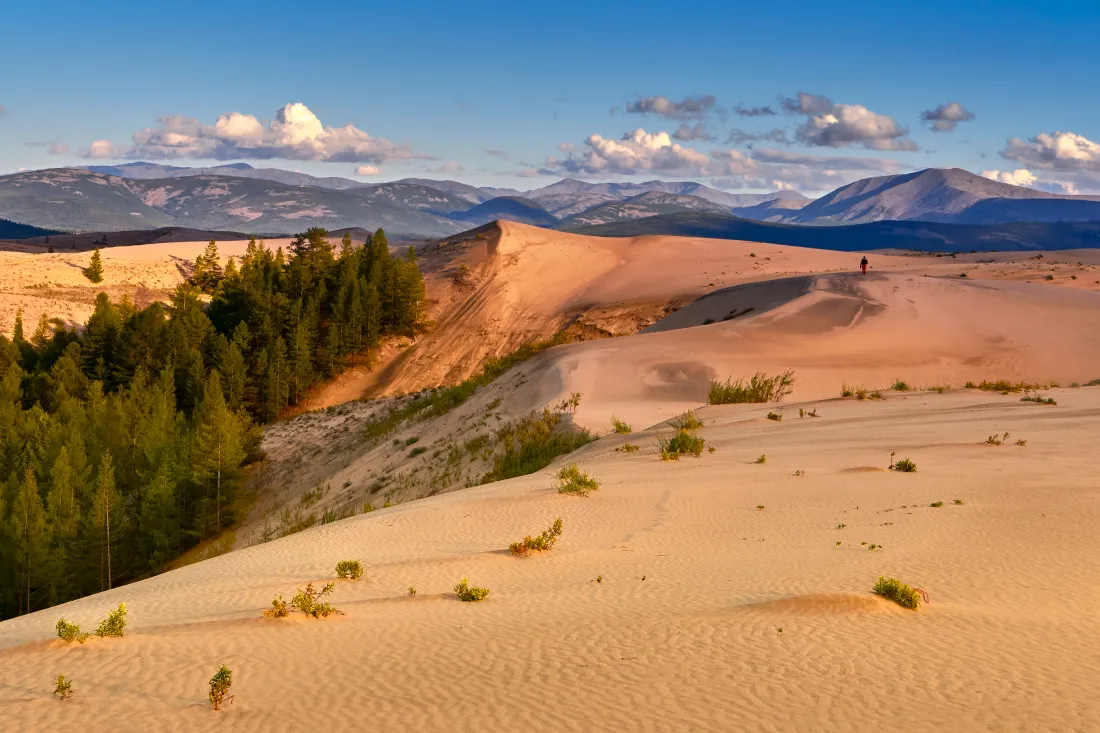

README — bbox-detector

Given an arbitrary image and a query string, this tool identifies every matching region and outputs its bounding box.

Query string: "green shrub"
[890,458,917,473]
[953,499,964,505]
[409,446,427,457]
[209,665,234,711]
[611,415,632,434]
[94,603,127,638]
[669,409,703,430]
[708,370,795,404]
[407,586,417,596]
[892,380,911,391]
[54,674,74,700]
[840,384,855,397]
[872,576,922,610]
[1021,393,1057,405]
[930,501,943,507]
[657,429,706,460]
[264,595,289,618]
[1085,378,1100,387]
[290,583,339,618]
[556,464,599,495]
[454,578,491,602]
[405,436,420,446]
[336,560,364,580]
[975,380,1042,394]
[754,454,767,464]
[509,517,563,556]
[766,411,782,421]
[55,618,89,644]
[481,409,595,484]
[615,443,640,453]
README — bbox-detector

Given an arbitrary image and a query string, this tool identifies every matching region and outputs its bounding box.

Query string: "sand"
[3,222,1100,731]
[2,387,1099,731]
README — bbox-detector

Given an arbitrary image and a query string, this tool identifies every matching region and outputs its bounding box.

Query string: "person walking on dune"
[860,256,868,275]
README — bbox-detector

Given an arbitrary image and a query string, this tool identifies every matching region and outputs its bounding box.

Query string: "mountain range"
[3,163,1100,248]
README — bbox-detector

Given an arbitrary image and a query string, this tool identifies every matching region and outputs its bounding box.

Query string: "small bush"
[509,517,563,556]
[953,499,964,505]
[264,595,289,618]
[407,586,417,596]
[1021,393,1056,405]
[481,409,595,484]
[872,576,922,610]
[755,454,767,464]
[291,583,339,618]
[56,618,89,644]
[766,411,782,421]
[657,429,706,460]
[94,603,127,638]
[454,578,490,602]
[335,560,364,580]
[841,384,855,397]
[669,409,703,430]
[975,380,1042,394]
[892,380,911,391]
[209,665,234,711]
[930,501,943,508]
[405,436,420,446]
[611,416,632,434]
[409,446,427,457]
[556,464,599,495]
[709,370,795,404]
[54,674,74,700]
[890,458,917,473]
[615,443,640,453]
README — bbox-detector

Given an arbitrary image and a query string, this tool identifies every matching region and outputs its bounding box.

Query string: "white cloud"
[89,103,424,164]
[83,139,126,159]
[920,102,975,132]
[555,128,711,176]
[980,168,1037,187]
[1001,131,1100,171]
[779,92,917,151]
[355,165,381,176]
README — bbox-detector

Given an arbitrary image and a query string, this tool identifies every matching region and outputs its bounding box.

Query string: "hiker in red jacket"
[860,256,868,275]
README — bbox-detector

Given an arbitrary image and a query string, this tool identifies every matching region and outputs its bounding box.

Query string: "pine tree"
[139,465,178,569]
[192,373,247,533]
[83,248,105,283]
[8,467,47,615]
[12,308,25,342]
[91,450,124,591]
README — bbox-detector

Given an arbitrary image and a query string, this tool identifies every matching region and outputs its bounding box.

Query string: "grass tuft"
[709,370,795,404]
[657,429,706,460]
[556,464,600,495]
[509,517,563,556]
[610,415,632,434]
[872,576,922,610]
[335,560,364,580]
[454,578,490,602]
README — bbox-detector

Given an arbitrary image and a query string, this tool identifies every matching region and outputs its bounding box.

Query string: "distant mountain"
[569,211,1100,252]
[395,178,496,205]
[788,168,1100,225]
[348,182,473,214]
[7,226,255,251]
[447,196,557,227]
[0,169,465,237]
[557,191,731,231]
[86,162,368,190]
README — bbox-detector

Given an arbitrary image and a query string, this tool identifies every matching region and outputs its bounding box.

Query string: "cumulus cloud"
[920,102,975,132]
[558,142,574,152]
[89,103,424,164]
[622,95,717,119]
[355,165,381,176]
[1000,131,1100,171]
[671,122,715,142]
[778,92,916,151]
[83,140,127,159]
[543,126,910,193]
[734,104,777,117]
[980,168,1037,187]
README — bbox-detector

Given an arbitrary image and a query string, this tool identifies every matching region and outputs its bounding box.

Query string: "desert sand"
[2,222,1100,731]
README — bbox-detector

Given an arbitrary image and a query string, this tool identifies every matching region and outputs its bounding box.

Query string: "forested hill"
[0,227,428,620]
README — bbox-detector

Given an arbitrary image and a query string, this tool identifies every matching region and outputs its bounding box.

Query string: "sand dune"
[3,387,1099,731]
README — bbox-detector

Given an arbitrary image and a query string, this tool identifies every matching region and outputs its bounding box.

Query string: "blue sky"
[2,0,1099,194]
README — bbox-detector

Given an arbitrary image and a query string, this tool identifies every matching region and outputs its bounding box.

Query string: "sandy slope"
[2,387,1099,732]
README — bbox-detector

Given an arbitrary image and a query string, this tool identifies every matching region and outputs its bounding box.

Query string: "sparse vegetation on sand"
[556,464,600,495]
[54,674,74,700]
[363,334,570,441]
[616,443,640,453]
[209,665,233,711]
[335,560,364,580]
[481,409,595,483]
[669,409,704,430]
[264,595,289,618]
[755,454,767,464]
[968,379,1045,394]
[94,603,127,638]
[766,411,782,421]
[55,618,90,644]
[658,429,706,460]
[890,457,917,473]
[454,578,490,602]
[892,380,912,391]
[872,576,922,610]
[708,370,795,404]
[509,517,563,556]
[1020,392,1057,405]
[611,415,632,434]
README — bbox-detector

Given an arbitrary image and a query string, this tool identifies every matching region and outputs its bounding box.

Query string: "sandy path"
[2,387,1098,731]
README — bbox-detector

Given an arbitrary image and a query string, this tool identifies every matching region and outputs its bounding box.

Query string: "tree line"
[0,228,428,619]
